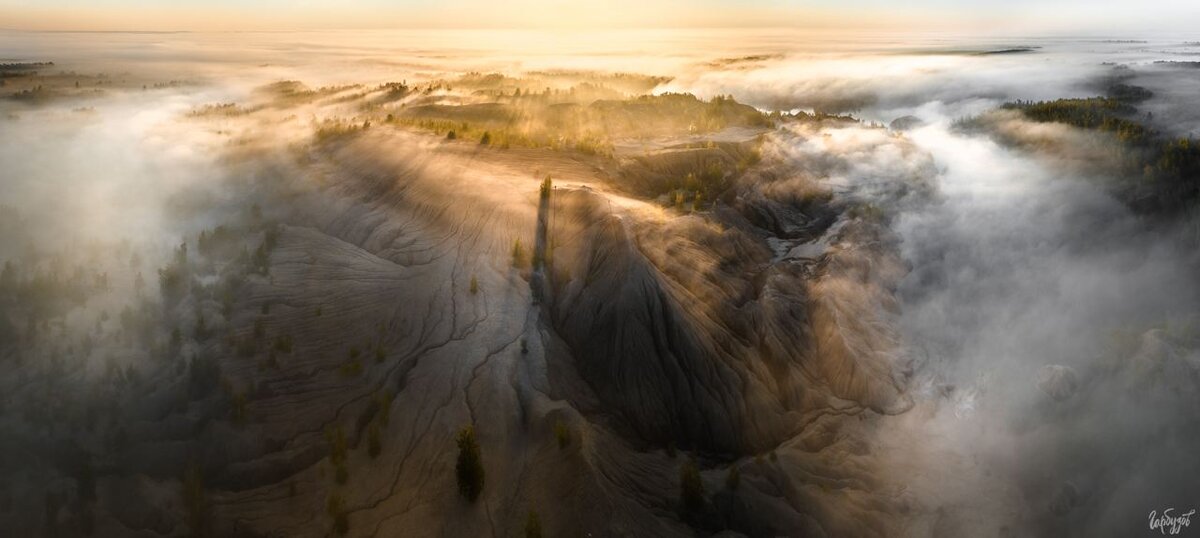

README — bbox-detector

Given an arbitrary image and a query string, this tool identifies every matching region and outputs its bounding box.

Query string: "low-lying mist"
[892,123,1199,535]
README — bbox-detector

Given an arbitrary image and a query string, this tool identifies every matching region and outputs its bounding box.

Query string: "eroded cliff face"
[542,120,941,536]
[545,146,917,457]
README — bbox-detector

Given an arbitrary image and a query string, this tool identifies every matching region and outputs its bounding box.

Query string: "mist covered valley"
[1,29,1198,537]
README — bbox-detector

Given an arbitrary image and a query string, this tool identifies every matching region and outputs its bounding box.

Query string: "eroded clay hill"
[0,80,929,537]
[204,121,920,536]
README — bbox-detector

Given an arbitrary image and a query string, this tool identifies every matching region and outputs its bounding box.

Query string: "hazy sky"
[0,0,1197,33]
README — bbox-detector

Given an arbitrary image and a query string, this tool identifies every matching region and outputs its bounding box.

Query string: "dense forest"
[989,85,1200,216]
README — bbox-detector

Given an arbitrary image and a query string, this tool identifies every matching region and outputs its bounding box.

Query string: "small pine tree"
[327,426,348,466]
[252,242,269,275]
[480,131,491,145]
[455,426,485,502]
[326,493,349,535]
[554,420,571,450]
[524,510,543,538]
[367,422,382,458]
[0,261,13,293]
[446,130,457,140]
[230,392,247,426]
[511,239,525,268]
[726,465,740,491]
[377,390,393,426]
[78,457,97,502]
[194,313,208,340]
[680,458,705,512]
[182,463,211,537]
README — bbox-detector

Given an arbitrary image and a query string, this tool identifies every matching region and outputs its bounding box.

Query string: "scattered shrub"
[456,426,485,502]
[339,358,363,377]
[236,337,257,358]
[327,425,350,484]
[480,131,492,145]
